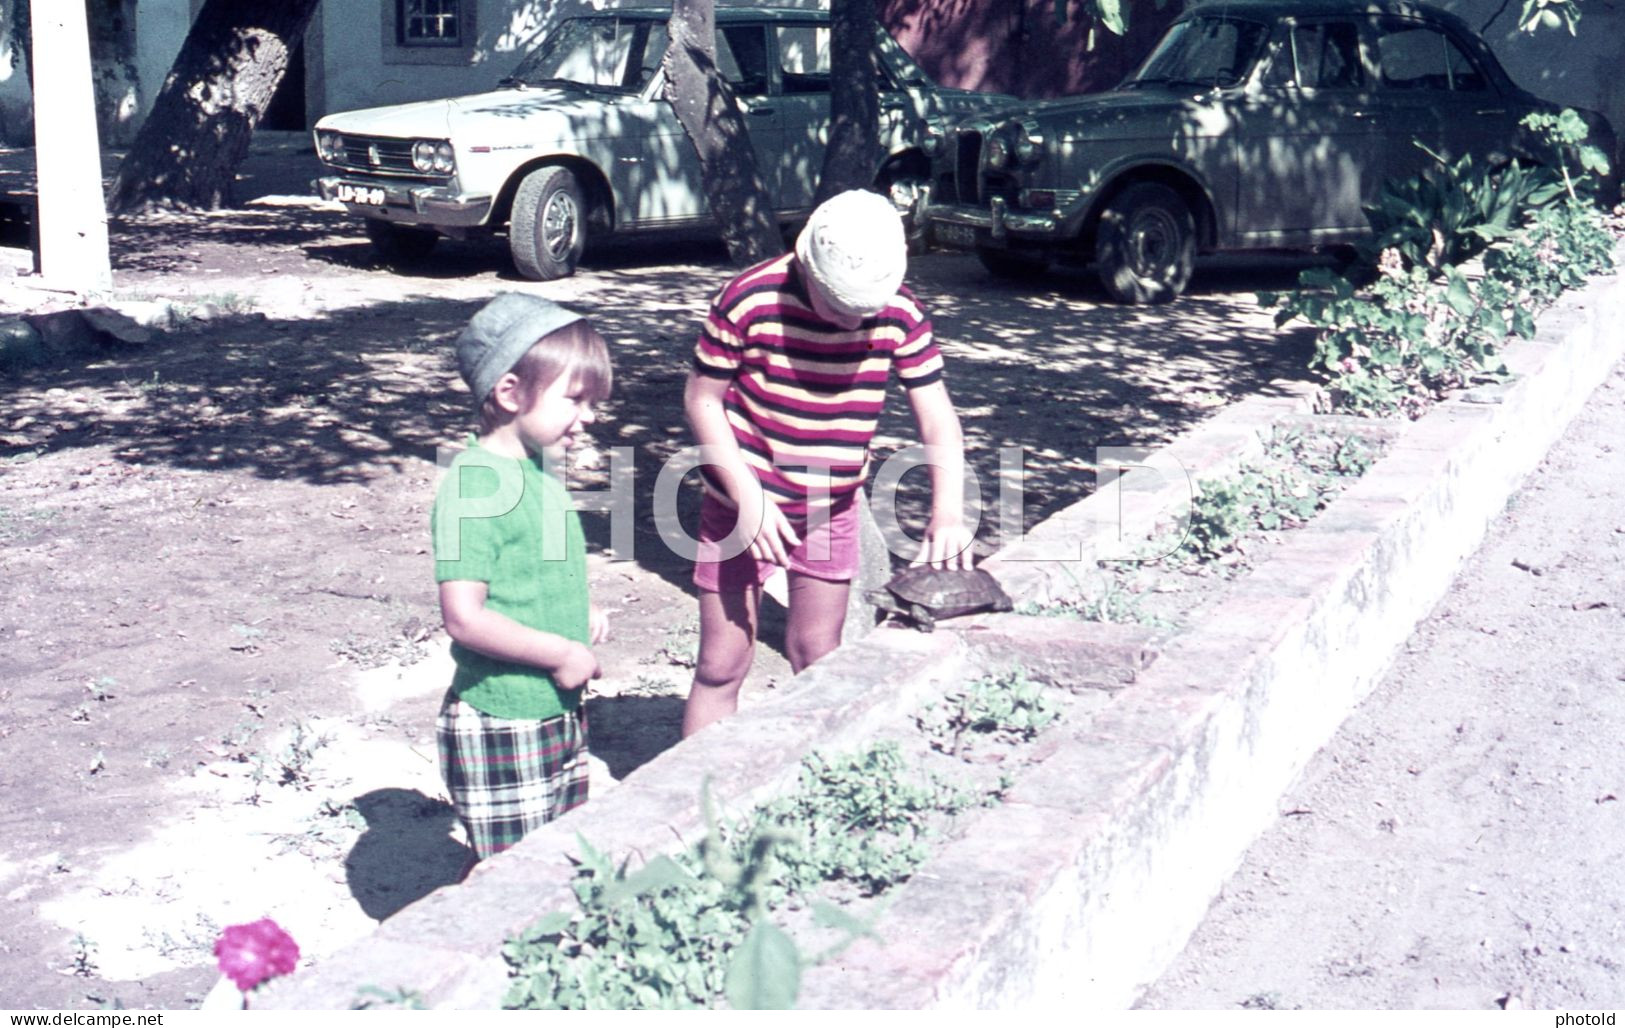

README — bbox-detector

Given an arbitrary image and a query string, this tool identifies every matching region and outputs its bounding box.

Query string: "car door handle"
[746,105,777,117]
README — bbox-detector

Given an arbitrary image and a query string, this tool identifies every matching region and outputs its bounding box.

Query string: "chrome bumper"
[920,192,1069,249]
[317,176,494,228]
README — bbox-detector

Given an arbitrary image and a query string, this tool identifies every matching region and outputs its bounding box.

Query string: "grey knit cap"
[455,293,584,404]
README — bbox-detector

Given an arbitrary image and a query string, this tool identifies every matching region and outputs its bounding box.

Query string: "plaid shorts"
[436,694,589,861]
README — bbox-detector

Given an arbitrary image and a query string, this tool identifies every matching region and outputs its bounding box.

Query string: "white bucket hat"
[794,189,907,318]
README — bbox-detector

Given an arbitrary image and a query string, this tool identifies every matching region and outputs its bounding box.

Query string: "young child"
[431,293,612,862]
[682,189,974,737]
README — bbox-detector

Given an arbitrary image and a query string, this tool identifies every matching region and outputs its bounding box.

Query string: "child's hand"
[741,491,801,566]
[589,604,611,645]
[554,641,602,691]
[916,516,975,569]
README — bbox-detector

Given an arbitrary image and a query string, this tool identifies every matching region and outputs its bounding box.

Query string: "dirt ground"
[1140,363,1625,1010]
[0,142,1321,1010]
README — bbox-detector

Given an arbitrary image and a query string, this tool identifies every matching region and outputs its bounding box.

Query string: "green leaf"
[726,923,801,1010]
[599,854,696,906]
[1445,269,1475,315]
[1097,0,1127,35]
[528,910,572,939]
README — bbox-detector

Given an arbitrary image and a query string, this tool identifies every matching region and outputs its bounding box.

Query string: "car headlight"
[316,131,345,163]
[412,140,436,173]
[1014,121,1044,164]
[433,141,455,174]
[986,137,1009,169]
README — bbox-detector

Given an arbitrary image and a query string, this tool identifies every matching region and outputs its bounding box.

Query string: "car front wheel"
[365,220,438,262]
[1094,182,1195,304]
[510,166,586,281]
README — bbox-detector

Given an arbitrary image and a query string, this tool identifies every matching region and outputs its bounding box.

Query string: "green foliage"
[1018,571,1177,629]
[351,985,427,1010]
[1263,260,1521,417]
[503,836,748,1010]
[1484,198,1616,306]
[745,743,992,898]
[505,745,980,1010]
[1360,147,1551,276]
[1518,0,1582,34]
[1521,108,1614,202]
[917,668,1061,755]
[1263,105,1618,420]
[1178,435,1370,563]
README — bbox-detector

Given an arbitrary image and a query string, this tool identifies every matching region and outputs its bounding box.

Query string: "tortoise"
[866,566,1014,631]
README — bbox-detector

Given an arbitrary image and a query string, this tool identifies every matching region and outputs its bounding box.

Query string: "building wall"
[310,0,598,119]
[1439,0,1625,153]
[878,0,1182,99]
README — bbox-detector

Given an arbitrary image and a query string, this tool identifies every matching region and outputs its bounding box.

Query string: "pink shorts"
[692,492,860,592]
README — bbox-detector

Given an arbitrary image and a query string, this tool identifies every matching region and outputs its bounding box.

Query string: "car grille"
[934,128,1019,208]
[953,131,983,205]
[321,134,432,178]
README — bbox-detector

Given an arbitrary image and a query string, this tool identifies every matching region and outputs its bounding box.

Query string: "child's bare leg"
[683,585,760,737]
[785,572,849,673]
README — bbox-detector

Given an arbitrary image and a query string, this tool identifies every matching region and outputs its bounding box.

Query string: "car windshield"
[504,16,669,93]
[1126,15,1271,89]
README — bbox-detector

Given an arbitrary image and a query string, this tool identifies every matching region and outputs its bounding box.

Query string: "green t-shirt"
[431,439,588,719]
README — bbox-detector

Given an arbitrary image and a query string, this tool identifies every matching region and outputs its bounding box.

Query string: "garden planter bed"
[260,245,1625,1010]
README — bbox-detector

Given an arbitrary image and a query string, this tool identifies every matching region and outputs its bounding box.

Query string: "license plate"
[935,222,977,250]
[336,183,386,206]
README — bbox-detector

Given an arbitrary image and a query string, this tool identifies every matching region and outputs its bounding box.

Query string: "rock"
[0,318,47,370]
[23,309,100,355]
[104,300,176,331]
[80,307,156,345]
[19,307,161,360]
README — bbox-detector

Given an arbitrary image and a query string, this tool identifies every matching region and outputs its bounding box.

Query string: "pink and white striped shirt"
[692,252,944,516]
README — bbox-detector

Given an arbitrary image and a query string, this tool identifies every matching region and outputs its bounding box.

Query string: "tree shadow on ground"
[345,787,470,921]
[585,694,687,780]
[0,229,1320,596]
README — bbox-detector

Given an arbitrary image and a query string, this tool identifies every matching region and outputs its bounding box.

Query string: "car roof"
[589,5,829,23]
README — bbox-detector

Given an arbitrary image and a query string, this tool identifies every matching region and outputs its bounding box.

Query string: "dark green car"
[920,0,1616,303]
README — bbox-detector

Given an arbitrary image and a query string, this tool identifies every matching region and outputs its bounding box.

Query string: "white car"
[312,7,1012,279]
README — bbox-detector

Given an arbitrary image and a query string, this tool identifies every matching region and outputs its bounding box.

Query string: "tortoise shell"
[866,566,1014,630]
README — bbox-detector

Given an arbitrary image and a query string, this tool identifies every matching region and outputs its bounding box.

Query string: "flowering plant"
[214,918,300,994]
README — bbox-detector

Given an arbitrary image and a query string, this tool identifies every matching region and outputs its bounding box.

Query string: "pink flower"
[214,918,299,992]
[1339,357,1359,374]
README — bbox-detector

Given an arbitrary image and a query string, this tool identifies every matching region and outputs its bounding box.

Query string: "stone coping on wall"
[260,247,1625,1009]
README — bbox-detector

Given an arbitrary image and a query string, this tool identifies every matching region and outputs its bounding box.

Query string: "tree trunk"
[662,0,780,267]
[88,0,139,146]
[11,0,32,97]
[814,0,881,205]
[30,0,111,290]
[106,0,319,213]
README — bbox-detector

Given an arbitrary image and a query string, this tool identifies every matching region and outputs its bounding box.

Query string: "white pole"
[30,0,114,293]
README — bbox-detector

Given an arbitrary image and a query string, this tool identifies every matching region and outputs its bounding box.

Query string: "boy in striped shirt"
[682,189,974,736]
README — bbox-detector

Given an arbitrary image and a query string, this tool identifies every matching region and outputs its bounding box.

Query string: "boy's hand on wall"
[917,517,975,569]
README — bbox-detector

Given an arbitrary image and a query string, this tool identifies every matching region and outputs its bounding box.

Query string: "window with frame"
[1374,20,1485,91]
[399,0,463,47]
[775,25,832,94]
[1269,21,1365,90]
